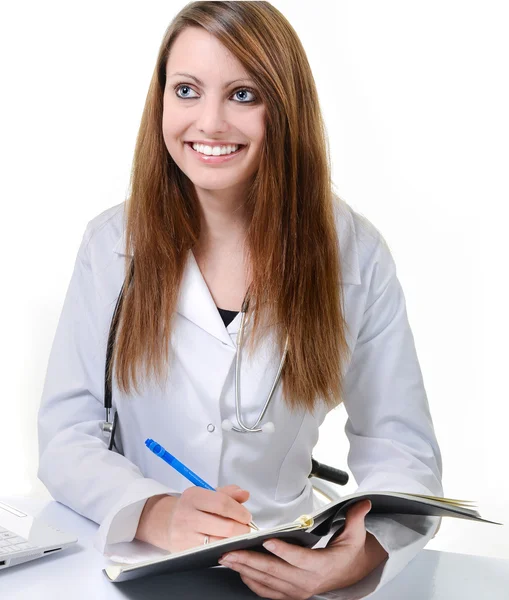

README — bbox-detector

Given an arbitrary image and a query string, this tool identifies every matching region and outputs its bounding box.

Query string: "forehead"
[166,27,250,80]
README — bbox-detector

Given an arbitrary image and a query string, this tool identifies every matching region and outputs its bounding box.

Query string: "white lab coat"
[37,197,443,599]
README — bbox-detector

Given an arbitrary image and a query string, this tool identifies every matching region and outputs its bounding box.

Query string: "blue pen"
[145,438,259,530]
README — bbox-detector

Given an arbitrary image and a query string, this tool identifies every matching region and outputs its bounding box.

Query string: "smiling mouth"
[185,142,246,156]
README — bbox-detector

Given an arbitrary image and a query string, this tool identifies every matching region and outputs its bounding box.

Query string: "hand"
[139,484,251,553]
[217,499,388,599]
[165,484,253,552]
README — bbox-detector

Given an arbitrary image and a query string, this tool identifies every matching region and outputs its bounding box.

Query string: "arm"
[210,230,442,600]
[37,223,179,554]
[332,230,443,596]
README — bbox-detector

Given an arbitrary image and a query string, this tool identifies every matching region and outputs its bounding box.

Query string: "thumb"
[340,500,371,545]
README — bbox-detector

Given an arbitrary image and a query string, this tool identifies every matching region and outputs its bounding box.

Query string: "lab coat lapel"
[112,232,234,347]
[176,251,235,348]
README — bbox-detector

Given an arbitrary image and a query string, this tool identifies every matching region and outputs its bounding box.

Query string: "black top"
[217,307,239,327]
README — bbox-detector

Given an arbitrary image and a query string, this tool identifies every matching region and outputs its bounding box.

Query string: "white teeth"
[191,143,240,156]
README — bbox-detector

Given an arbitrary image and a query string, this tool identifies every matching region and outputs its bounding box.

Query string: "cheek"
[245,120,266,159]
[161,99,183,144]
[161,122,184,158]
[161,125,173,151]
[239,108,265,139]
[162,110,174,139]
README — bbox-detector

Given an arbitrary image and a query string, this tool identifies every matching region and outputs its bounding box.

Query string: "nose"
[194,95,228,134]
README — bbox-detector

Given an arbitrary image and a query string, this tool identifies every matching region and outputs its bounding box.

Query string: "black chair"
[308,457,349,503]
[309,458,349,485]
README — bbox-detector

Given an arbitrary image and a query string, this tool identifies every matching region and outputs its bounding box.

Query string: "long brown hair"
[111,1,351,413]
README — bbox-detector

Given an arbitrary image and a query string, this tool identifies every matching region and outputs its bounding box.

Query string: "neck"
[194,188,248,254]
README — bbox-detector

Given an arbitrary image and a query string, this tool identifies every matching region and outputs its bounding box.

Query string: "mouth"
[184,142,247,162]
[184,142,246,156]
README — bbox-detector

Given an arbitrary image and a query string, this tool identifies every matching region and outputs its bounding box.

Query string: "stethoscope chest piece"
[221,418,276,433]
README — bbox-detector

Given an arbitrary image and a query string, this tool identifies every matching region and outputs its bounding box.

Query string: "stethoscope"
[101,258,289,452]
[221,293,289,434]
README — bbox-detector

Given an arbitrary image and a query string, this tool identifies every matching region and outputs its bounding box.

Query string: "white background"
[1,1,507,561]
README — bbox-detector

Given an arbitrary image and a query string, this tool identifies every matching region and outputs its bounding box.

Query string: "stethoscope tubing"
[231,296,288,433]
[102,258,287,448]
[99,259,350,488]
[102,260,134,451]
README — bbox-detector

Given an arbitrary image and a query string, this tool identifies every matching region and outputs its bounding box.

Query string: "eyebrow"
[168,72,254,87]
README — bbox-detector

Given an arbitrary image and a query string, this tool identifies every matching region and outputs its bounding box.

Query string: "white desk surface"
[1,494,509,600]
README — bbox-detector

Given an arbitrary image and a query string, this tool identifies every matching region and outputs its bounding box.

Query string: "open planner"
[103,489,502,583]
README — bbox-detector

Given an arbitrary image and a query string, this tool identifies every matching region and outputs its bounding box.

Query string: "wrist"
[339,532,389,589]
[135,493,178,550]
[361,532,389,576]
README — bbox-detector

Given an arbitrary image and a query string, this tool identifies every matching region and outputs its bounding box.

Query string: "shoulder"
[332,193,394,286]
[78,202,126,262]
[77,197,394,283]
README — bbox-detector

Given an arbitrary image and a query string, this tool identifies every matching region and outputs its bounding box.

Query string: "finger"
[217,486,251,509]
[220,548,304,584]
[172,522,246,551]
[170,528,225,552]
[217,484,242,491]
[239,573,288,599]
[187,487,253,525]
[194,533,225,548]
[195,510,252,539]
[221,487,251,503]
[225,558,297,598]
[259,538,318,571]
[338,500,371,545]
[217,484,249,497]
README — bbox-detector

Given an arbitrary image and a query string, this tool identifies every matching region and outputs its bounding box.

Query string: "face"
[162,27,266,200]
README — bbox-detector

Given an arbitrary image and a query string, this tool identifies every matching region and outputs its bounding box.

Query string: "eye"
[174,84,199,100]
[174,84,257,104]
[231,88,257,103]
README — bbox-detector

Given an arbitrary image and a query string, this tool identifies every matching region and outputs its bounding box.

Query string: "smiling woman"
[115,2,352,410]
[162,26,266,204]
[37,2,443,600]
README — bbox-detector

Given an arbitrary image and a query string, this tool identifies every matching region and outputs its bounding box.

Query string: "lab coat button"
[207,424,215,432]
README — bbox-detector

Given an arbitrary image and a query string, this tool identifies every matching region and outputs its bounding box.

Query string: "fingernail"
[263,541,276,551]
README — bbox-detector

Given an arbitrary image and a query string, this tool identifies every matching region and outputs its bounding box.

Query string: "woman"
[37,2,442,598]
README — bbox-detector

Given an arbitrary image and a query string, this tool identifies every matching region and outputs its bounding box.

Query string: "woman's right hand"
[136,484,253,553]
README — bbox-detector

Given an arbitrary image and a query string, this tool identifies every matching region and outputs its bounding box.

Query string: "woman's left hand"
[217,499,388,599]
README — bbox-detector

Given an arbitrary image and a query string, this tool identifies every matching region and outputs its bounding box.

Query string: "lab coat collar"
[177,250,239,347]
[112,206,360,346]
[112,238,236,347]
[112,236,240,347]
